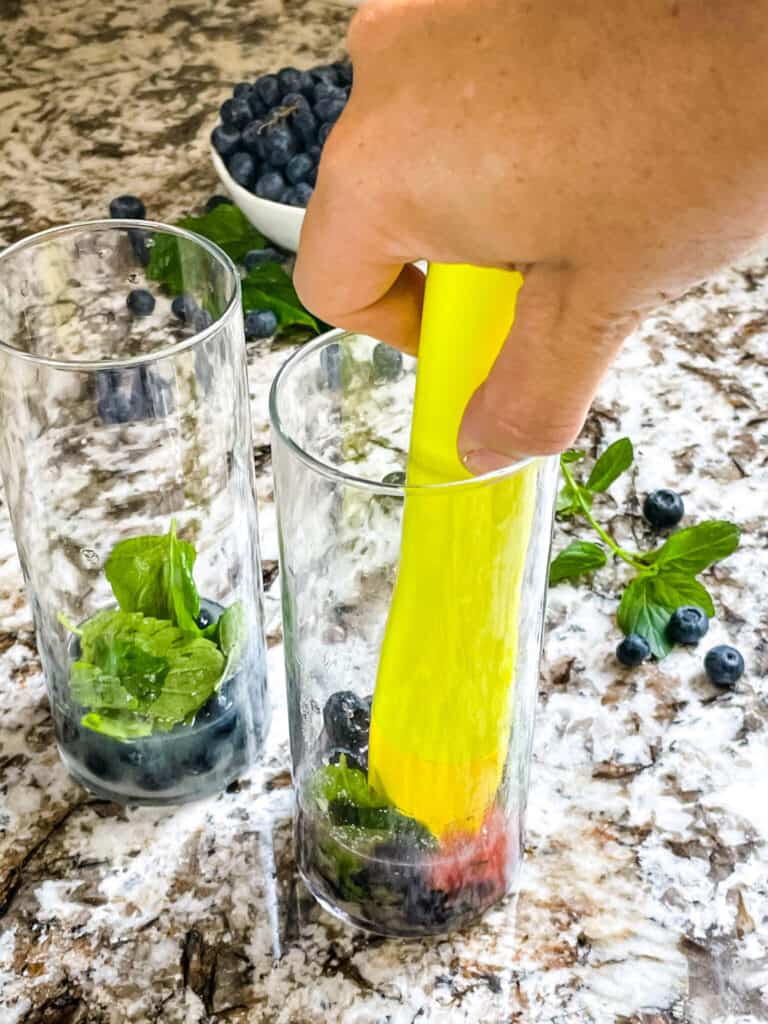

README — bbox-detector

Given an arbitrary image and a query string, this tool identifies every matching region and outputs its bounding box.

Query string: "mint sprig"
[549,438,740,658]
[146,203,319,334]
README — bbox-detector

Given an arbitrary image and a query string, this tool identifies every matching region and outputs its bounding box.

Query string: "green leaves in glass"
[105,519,200,631]
[63,519,248,739]
[549,540,607,584]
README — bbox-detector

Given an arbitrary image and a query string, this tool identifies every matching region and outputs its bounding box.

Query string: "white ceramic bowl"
[211,147,305,253]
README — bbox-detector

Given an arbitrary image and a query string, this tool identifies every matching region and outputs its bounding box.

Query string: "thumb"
[458,268,635,471]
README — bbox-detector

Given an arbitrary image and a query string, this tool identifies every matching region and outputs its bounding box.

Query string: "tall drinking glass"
[0,220,269,804]
[270,329,557,936]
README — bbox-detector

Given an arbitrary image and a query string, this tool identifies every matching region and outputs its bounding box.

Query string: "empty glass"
[0,220,269,804]
[270,330,558,936]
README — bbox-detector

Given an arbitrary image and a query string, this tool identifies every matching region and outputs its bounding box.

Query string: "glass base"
[296,808,520,938]
[52,669,270,806]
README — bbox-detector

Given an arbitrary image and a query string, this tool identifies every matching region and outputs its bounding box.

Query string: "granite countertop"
[1,1,767,1021]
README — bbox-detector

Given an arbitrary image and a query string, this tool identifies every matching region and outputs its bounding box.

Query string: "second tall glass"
[271,330,557,936]
[0,220,269,804]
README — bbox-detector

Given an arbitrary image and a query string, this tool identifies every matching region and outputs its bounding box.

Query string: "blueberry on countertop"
[228,151,257,188]
[205,194,233,212]
[126,288,155,317]
[668,606,709,646]
[244,247,283,270]
[372,342,403,381]
[211,125,241,158]
[616,633,651,667]
[244,309,278,339]
[171,293,198,322]
[323,690,371,753]
[109,195,146,220]
[643,489,684,529]
[704,645,745,687]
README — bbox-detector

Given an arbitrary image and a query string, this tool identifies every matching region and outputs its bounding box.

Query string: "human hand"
[295,0,768,468]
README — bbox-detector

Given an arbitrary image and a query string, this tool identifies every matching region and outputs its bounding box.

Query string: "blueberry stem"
[560,463,645,570]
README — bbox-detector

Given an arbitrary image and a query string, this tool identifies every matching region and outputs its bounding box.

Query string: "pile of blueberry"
[616,487,745,686]
[211,61,353,206]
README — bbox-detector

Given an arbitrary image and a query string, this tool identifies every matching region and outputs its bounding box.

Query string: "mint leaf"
[617,569,716,659]
[147,205,268,295]
[617,576,673,659]
[557,482,592,516]
[69,610,224,738]
[311,756,389,812]
[104,521,200,632]
[218,600,245,667]
[647,521,740,575]
[167,520,200,633]
[651,570,715,618]
[241,262,319,331]
[585,437,634,492]
[561,450,585,464]
[549,540,607,584]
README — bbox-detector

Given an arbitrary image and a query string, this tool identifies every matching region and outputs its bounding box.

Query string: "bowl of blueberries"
[211,61,352,252]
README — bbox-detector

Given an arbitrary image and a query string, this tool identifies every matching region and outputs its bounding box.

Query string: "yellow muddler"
[367,263,538,838]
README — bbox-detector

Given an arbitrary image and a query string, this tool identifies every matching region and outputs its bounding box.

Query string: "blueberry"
[311,65,339,86]
[317,122,333,146]
[280,187,297,206]
[233,81,255,100]
[181,738,221,775]
[96,370,133,425]
[240,120,267,157]
[307,144,322,162]
[196,605,216,630]
[294,70,315,97]
[228,151,257,189]
[372,342,403,381]
[263,125,297,168]
[255,73,280,108]
[205,194,233,212]
[313,80,343,101]
[244,247,282,270]
[643,489,685,529]
[211,125,241,158]
[668,606,709,646]
[292,183,314,207]
[137,760,176,792]
[278,67,304,96]
[255,171,286,202]
[323,690,371,752]
[291,108,318,147]
[220,96,252,130]
[704,645,745,687]
[314,95,346,124]
[244,309,278,339]
[334,60,353,86]
[616,633,651,667]
[382,471,406,486]
[210,708,239,742]
[328,746,368,774]
[191,308,214,332]
[285,152,314,185]
[109,195,145,220]
[83,745,121,782]
[126,288,155,317]
[171,294,198,322]
[280,91,310,114]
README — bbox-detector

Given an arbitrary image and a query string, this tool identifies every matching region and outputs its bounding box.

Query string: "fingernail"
[461,448,516,476]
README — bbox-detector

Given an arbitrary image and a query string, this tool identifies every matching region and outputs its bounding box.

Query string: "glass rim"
[269,328,538,496]
[0,218,241,371]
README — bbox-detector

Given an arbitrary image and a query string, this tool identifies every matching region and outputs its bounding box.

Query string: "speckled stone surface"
[1,1,767,1022]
